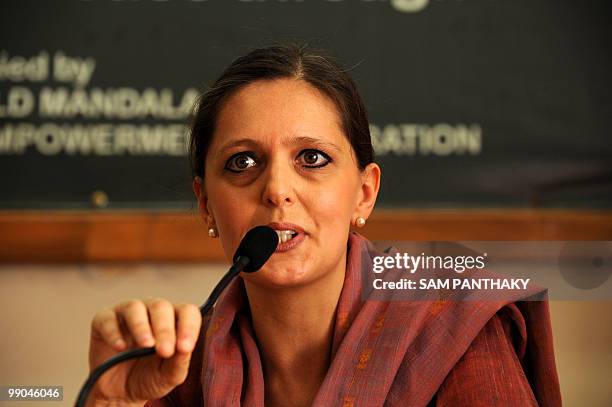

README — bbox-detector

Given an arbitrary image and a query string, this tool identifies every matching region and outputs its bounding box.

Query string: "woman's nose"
[261,158,295,208]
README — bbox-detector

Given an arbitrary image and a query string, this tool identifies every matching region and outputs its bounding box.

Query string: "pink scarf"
[147,232,561,406]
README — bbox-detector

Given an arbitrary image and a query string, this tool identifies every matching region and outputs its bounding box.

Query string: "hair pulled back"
[189,44,374,179]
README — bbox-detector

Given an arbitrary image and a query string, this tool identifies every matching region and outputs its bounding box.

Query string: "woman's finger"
[91,308,127,350]
[115,300,155,348]
[145,298,176,358]
[175,303,202,354]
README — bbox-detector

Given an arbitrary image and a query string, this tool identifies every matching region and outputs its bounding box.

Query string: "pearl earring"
[208,226,218,238]
[355,217,366,227]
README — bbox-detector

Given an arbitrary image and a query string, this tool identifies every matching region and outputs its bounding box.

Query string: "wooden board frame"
[1,210,610,263]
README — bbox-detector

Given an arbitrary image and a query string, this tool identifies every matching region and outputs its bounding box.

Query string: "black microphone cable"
[75,226,278,407]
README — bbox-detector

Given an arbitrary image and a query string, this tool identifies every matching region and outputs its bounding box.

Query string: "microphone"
[233,225,280,272]
[200,225,279,315]
[75,225,278,407]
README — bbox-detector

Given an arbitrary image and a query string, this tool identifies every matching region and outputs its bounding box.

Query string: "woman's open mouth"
[267,222,306,252]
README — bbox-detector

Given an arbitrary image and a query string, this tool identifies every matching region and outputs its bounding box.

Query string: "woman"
[87,45,562,406]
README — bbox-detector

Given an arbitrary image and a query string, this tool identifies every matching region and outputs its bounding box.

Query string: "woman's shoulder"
[383,298,561,406]
[431,305,535,405]
[430,301,561,407]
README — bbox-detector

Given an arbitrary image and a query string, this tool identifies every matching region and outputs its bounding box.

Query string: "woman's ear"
[192,176,212,222]
[355,163,381,221]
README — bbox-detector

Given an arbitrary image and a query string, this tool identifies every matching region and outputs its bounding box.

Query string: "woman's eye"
[298,149,332,167]
[225,152,257,172]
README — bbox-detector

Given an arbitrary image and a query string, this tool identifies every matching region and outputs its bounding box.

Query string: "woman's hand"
[87,299,202,406]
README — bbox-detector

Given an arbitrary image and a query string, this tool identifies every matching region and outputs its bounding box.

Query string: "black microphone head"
[232,225,279,273]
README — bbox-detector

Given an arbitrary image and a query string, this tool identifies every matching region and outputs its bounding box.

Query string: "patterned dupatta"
[149,232,561,406]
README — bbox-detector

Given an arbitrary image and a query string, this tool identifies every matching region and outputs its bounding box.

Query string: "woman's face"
[194,78,380,289]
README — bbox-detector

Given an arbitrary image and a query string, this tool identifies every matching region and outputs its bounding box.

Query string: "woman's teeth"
[276,230,296,243]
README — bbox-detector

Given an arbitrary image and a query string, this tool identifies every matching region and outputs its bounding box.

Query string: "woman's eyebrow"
[216,136,342,158]
[216,138,259,158]
[290,136,342,153]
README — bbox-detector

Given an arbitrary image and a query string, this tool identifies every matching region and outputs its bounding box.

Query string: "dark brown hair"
[188,44,374,179]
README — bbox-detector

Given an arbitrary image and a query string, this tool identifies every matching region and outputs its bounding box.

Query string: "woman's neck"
[243,256,347,406]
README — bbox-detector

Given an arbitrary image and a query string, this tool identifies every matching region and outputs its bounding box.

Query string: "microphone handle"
[200,256,248,316]
[74,256,250,407]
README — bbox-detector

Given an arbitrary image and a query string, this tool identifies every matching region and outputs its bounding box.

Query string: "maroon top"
[146,232,562,406]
